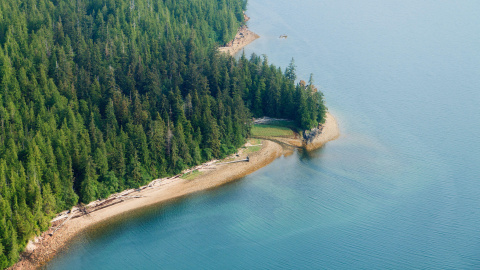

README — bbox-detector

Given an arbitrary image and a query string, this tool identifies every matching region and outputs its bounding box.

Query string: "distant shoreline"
[218,25,260,56]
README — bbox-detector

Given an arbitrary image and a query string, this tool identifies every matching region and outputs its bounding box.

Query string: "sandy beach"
[218,25,260,56]
[304,112,340,150]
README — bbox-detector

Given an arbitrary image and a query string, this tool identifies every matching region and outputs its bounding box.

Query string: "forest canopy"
[0,0,326,267]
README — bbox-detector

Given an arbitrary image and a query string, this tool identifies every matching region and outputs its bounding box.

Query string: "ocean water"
[46,0,480,269]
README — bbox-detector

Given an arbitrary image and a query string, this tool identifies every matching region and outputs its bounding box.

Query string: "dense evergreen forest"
[0,0,326,267]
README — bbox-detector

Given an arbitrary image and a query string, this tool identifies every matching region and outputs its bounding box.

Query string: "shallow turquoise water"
[47,0,480,269]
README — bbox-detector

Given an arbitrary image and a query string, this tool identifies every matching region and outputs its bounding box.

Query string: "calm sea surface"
[47,0,480,269]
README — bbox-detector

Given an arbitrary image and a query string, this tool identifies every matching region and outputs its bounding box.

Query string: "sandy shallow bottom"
[11,113,339,270]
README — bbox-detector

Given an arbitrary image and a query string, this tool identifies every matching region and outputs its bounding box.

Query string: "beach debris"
[253,116,292,124]
[279,34,288,39]
[49,212,73,236]
[216,157,250,165]
[117,195,144,199]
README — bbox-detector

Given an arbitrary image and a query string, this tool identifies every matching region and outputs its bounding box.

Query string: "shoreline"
[305,112,340,150]
[11,140,283,269]
[9,114,340,269]
[218,25,260,56]
[11,113,339,269]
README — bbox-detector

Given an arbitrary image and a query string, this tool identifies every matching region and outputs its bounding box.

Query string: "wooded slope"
[0,0,326,267]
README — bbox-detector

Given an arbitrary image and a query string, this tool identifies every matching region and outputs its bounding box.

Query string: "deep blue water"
[47,0,480,269]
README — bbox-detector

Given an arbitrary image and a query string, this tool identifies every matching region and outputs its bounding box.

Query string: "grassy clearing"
[181,170,202,180]
[251,124,294,137]
[263,120,298,131]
